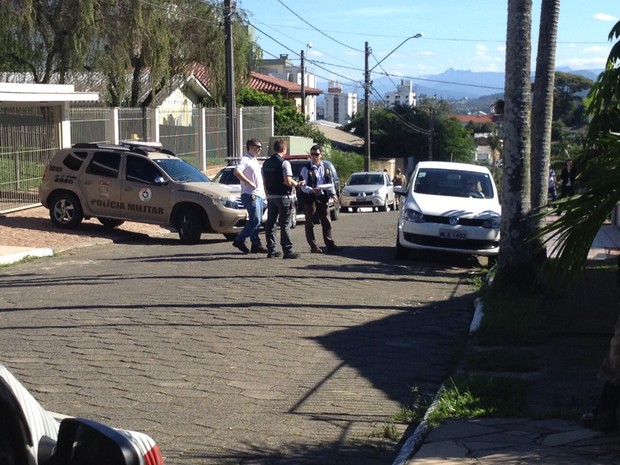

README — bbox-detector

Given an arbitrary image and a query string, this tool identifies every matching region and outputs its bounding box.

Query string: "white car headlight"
[482,216,501,228]
[403,208,424,223]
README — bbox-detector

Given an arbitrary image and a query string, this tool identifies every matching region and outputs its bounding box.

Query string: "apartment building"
[324,81,358,126]
[384,79,417,107]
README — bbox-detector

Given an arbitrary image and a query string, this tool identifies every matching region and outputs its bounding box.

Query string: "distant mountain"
[318,67,603,102]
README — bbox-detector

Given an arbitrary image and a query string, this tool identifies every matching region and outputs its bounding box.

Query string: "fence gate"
[0,123,59,214]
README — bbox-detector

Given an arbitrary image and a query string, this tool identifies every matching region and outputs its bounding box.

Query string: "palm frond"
[534,133,620,284]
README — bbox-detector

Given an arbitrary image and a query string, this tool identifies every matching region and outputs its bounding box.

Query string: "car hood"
[410,193,501,218]
[180,182,239,197]
[344,184,385,193]
[216,183,241,193]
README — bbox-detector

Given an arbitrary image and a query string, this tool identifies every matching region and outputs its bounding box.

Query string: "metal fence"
[0,105,274,213]
[0,107,59,212]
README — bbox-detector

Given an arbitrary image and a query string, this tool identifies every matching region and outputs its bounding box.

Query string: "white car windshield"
[349,174,384,186]
[414,168,495,199]
[155,159,210,183]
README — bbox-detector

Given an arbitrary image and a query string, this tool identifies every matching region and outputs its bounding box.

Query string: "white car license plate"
[439,229,467,240]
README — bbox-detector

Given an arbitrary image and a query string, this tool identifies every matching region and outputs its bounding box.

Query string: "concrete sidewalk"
[397,222,620,465]
[0,245,54,265]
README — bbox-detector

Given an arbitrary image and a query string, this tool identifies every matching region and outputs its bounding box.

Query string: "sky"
[236,0,618,91]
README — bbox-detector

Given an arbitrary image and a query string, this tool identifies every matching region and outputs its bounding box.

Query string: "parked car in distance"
[395,161,501,258]
[287,156,341,222]
[38,141,248,244]
[340,171,395,212]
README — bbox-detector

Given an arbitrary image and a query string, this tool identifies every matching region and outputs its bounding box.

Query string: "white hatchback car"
[395,161,501,258]
[340,171,395,212]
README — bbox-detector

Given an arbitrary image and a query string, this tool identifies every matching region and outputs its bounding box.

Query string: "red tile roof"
[451,114,496,125]
[249,72,322,96]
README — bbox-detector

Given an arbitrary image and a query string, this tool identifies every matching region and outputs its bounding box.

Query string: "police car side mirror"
[154,176,167,186]
[54,417,141,465]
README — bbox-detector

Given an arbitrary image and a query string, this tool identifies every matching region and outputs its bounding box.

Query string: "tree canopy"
[0,0,259,106]
[344,103,475,163]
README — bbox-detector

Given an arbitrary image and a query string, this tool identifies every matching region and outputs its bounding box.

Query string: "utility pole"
[300,50,306,118]
[364,41,371,172]
[224,0,236,159]
[363,34,421,172]
[428,104,434,161]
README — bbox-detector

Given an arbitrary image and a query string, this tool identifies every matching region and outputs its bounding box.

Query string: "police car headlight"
[403,208,424,223]
[220,196,239,209]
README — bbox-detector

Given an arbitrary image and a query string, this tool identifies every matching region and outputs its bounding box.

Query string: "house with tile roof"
[249,71,322,122]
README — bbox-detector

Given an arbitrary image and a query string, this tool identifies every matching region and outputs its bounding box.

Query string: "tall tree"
[0,0,97,83]
[553,72,592,127]
[531,0,560,216]
[494,0,534,289]
[0,0,258,106]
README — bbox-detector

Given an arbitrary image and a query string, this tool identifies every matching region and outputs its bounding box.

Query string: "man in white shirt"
[232,138,267,254]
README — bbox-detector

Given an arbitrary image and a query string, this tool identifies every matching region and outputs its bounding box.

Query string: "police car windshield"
[155,159,210,183]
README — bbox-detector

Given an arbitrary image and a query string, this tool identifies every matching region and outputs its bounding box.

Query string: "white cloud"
[582,45,610,54]
[557,56,607,69]
[594,13,619,22]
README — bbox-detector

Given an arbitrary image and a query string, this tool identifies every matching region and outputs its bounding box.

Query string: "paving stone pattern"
[0,210,481,465]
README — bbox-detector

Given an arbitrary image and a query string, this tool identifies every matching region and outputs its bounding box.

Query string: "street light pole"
[364,42,371,171]
[224,0,236,159]
[300,49,306,118]
[300,43,312,120]
[364,33,422,172]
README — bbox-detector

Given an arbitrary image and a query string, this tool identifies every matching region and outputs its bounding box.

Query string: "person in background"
[548,166,557,203]
[231,138,267,254]
[392,168,407,210]
[560,159,577,198]
[262,139,304,259]
[299,145,341,254]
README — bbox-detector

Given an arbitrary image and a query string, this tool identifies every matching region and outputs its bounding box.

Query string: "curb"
[0,247,54,266]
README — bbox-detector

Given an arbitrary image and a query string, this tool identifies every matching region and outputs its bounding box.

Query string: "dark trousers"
[303,199,335,249]
[265,196,294,254]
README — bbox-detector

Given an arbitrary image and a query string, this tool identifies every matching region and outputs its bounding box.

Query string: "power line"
[273,0,363,53]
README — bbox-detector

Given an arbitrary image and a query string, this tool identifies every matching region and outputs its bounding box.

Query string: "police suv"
[39,141,247,244]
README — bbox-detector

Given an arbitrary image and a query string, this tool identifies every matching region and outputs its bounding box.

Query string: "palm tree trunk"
[495,0,534,289]
[531,0,560,213]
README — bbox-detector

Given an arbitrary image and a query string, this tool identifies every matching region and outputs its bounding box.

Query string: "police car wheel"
[177,207,202,244]
[50,192,84,229]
